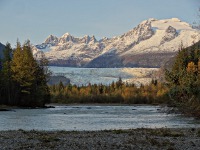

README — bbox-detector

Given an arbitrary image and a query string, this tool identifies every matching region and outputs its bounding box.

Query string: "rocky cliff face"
[160,26,177,45]
[33,18,200,67]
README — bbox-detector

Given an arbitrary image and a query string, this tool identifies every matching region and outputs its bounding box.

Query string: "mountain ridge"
[33,18,200,67]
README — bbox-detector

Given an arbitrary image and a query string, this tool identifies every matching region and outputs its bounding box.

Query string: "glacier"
[49,67,158,86]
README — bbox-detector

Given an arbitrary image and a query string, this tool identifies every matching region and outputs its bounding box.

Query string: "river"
[0,105,200,131]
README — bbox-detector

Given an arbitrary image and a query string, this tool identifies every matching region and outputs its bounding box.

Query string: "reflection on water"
[0,105,200,131]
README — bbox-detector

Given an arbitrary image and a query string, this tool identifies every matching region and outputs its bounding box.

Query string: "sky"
[0,0,199,46]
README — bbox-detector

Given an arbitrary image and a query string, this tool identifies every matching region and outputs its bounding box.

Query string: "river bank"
[0,128,200,150]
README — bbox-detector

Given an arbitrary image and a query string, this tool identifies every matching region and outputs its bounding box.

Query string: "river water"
[0,105,200,131]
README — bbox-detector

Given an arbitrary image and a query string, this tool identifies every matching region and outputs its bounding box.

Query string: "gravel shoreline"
[0,128,200,150]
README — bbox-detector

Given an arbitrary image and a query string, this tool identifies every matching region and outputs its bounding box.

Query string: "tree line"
[165,41,200,117]
[49,78,169,104]
[1,39,200,118]
[49,40,200,118]
[0,41,50,107]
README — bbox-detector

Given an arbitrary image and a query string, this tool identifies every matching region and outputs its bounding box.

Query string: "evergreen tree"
[116,77,123,89]
[165,41,200,117]
[1,43,13,104]
[0,58,3,103]
[0,40,50,107]
[35,53,51,105]
[10,41,50,107]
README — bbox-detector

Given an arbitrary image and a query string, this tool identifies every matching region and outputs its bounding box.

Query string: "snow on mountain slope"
[122,18,199,55]
[101,19,154,54]
[33,18,200,67]
[151,18,191,30]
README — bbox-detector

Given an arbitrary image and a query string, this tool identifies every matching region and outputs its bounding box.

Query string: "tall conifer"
[11,41,50,107]
[2,43,13,104]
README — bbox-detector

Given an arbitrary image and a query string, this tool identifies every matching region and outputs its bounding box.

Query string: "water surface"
[0,105,199,131]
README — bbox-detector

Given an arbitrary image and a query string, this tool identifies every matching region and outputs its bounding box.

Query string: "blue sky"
[0,0,199,46]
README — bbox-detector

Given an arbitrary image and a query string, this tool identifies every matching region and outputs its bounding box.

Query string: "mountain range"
[24,18,200,67]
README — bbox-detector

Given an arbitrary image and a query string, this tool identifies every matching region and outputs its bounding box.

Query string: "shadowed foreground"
[0,128,200,150]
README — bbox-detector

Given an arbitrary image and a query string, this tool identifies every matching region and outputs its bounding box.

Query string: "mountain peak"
[148,18,158,22]
[83,35,90,38]
[151,18,192,30]
[59,32,75,43]
[33,18,200,68]
[44,34,58,45]
[171,18,181,22]
[62,32,71,37]
[90,35,97,43]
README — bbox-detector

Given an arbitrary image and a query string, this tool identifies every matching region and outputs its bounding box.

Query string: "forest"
[49,40,200,116]
[49,79,168,104]
[0,40,200,118]
[0,41,50,107]
[165,41,200,117]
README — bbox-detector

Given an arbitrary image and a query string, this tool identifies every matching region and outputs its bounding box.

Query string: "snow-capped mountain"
[33,18,200,67]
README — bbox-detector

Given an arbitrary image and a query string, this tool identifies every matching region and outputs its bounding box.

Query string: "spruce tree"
[165,41,200,103]
[34,53,51,106]
[11,41,50,107]
[1,43,13,104]
[0,58,3,103]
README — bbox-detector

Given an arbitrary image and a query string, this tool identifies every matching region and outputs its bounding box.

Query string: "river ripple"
[0,105,200,131]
